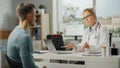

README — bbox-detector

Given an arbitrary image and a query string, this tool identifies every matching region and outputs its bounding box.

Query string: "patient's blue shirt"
[7,26,38,68]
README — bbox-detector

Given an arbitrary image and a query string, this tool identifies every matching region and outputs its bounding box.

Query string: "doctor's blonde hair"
[83,8,97,19]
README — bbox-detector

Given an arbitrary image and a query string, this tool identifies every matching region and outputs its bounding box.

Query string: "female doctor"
[64,8,109,53]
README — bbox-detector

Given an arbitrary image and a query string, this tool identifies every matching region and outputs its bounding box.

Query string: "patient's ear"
[26,13,32,21]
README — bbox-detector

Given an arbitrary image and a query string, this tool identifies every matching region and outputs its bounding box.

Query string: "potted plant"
[56,31,63,35]
[38,4,45,13]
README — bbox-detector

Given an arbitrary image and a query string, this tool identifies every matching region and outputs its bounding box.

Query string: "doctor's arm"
[63,29,88,52]
[99,27,109,47]
[92,26,109,51]
[76,29,88,51]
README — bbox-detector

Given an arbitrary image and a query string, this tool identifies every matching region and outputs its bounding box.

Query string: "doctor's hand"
[79,42,89,52]
[83,42,89,48]
[62,42,76,49]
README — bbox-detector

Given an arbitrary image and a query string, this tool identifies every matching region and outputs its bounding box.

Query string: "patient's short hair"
[16,3,35,21]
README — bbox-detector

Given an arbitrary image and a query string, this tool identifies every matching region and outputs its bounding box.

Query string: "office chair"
[5,55,23,68]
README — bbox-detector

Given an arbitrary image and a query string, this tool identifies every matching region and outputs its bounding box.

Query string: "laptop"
[44,39,73,54]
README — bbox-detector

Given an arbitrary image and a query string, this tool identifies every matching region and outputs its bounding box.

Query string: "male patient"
[7,3,38,68]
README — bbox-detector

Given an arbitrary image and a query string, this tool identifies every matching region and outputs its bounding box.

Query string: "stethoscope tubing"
[88,22,101,43]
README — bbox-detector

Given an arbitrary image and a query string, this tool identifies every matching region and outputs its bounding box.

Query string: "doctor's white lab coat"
[77,22,109,53]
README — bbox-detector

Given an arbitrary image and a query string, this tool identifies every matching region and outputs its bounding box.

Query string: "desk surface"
[34,52,120,68]
[33,52,120,62]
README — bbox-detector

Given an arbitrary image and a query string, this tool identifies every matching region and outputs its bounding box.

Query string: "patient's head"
[16,3,36,26]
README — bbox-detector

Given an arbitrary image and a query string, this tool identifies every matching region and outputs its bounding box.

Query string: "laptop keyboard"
[57,51,73,54]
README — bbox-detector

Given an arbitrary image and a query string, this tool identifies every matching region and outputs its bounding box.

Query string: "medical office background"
[0,0,120,50]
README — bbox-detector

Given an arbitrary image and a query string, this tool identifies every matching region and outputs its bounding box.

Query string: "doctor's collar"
[89,22,99,31]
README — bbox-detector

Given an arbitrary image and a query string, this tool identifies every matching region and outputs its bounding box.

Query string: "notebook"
[44,39,72,54]
[82,53,102,56]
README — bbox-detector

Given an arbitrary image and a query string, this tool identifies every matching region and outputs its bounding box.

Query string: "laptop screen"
[44,39,57,53]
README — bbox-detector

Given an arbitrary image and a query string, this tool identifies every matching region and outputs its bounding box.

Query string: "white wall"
[0,0,22,48]
[0,0,57,31]
[0,0,20,30]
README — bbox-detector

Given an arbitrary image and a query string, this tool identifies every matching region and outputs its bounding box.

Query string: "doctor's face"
[83,11,96,27]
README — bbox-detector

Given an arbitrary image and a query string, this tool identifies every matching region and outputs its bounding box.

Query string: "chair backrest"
[5,55,23,68]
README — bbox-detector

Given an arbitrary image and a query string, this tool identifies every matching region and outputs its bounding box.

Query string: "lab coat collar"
[89,22,98,31]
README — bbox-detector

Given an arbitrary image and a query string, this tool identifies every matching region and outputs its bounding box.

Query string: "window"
[96,0,120,37]
[58,0,120,39]
[58,0,93,39]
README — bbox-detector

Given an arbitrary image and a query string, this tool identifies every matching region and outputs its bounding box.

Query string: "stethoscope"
[88,22,101,43]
